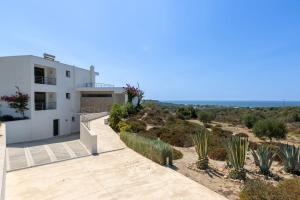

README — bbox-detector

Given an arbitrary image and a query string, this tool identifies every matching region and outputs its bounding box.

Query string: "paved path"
[7,134,90,171]
[90,116,126,153]
[6,116,228,200]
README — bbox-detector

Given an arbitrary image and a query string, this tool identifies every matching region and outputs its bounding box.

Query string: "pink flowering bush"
[1,87,29,118]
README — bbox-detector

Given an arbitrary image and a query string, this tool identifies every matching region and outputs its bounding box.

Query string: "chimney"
[43,53,55,61]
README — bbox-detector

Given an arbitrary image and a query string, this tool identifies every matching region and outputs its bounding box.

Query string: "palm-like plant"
[192,129,209,169]
[251,144,277,175]
[279,144,300,174]
[225,136,249,180]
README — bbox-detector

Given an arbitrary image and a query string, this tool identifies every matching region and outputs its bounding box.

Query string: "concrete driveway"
[7,134,90,171]
[6,116,227,200]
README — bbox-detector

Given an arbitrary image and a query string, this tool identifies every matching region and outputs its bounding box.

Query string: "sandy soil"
[173,145,297,200]
[173,147,241,200]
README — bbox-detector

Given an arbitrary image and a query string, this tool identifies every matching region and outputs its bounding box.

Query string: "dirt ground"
[174,120,298,200]
[173,147,241,200]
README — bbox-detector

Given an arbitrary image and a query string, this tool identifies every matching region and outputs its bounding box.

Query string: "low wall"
[81,112,108,121]
[80,122,98,154]
[0,124,6,200]
[5,119,32,144]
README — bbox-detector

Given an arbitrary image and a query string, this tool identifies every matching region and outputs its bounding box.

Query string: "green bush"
[253,119,287,141]
[173,148,183,160]
[211,127,233,138]
[125,118,147,133]
[198,111,216,123]
[240,178,300,200]
[243,114,258,128]
[109,104,124,131]
[176,106,197,120]
[120,132,174,165]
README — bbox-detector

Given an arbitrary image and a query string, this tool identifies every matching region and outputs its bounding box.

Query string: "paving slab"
[6,148,227,200]
[6,134,91,171]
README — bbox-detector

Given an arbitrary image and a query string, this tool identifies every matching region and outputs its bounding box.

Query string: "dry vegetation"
[109,101,300,200]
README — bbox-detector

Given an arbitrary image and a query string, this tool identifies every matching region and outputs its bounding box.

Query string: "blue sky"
[1,0,300,101]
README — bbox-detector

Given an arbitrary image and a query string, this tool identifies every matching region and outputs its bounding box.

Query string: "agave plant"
[279,144,300,174]
[225,136,249,180]
[251,144,277,175]
[192,129,209,169]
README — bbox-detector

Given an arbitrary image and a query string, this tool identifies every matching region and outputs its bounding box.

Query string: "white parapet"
[0,124,7,200]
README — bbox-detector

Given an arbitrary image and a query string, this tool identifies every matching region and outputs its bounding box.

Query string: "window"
[81,93,112,97]
[66,93,71,99]
[66,70,71,77]
[72,116,75,122]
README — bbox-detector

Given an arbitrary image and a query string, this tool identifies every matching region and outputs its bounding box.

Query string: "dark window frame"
[66,70,71,78]
[66,93,71,99]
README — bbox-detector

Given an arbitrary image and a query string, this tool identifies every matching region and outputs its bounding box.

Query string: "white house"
[0,54,126,144]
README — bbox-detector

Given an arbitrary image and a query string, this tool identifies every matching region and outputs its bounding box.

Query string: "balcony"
[83,83,115,88]
[35,102,57,110]
[34,66,56,85]
[35,76,56,85]
[34,92,57,111]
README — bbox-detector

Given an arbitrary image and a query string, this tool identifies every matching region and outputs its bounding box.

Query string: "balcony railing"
[35,102,57,110]
[83,83,114,88]
[35,76,56,85]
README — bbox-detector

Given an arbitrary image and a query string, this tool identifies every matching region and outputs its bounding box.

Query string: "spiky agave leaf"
[225,136,249,180]
[192,128,209,169]
[251,144,277,175]
[279,144,300,174]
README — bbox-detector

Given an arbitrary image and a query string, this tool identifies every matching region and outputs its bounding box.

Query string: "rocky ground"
[173,145,297,200]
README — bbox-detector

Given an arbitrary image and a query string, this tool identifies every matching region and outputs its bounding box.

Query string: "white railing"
[83,83,115,88]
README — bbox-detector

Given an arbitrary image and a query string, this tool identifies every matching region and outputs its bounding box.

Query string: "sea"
[163,100,300,108]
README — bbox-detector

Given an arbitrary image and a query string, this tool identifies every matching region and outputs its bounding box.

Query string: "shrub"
[253,119,287,141]
[278,144,300,174]
[121,103,136,117]
[118,121,132,133]
[225,136,249,180]
[125,118,147,133]
[236,132,249,138]
[243,114,258,128]
[173,148,183,160]
[109,104,124,131]
[251,144,277,175]
[277,178,300,200]
[198,111,216,123]
[211,127,233,138]
[208,133,227,161]
[1,86,29,118]
[120,132,173,165]
[162,119,202,147]
[240,179,287,200]
[192,128,209,169]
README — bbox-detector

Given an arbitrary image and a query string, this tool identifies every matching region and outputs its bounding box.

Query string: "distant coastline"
[163,100,300,108]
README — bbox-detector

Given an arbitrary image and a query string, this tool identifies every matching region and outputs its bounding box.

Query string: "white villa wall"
[5,119,32,144]
[0,56,32,118]
[0,56,93,143]
[0,55,125,144]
